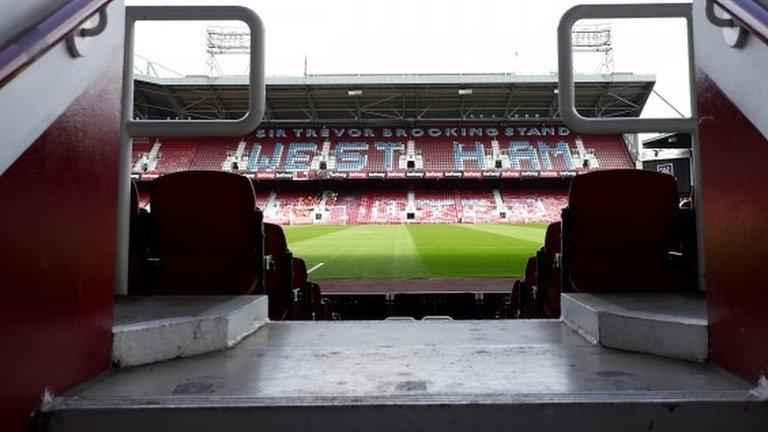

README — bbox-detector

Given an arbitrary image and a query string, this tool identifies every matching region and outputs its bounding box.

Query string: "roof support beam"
[305,86,317,122]
[162,86,185,119]
[207,84,227,119]
[503,85,516,119]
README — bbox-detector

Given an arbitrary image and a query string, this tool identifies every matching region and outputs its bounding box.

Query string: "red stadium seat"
[518,256,539,318]
[538,221,562,318]
[496,280,522,319]
[562,169,687,293]
[291,257,337,320]
[148,171,264,296]
[263,222,295,320]
[497,256,537,319]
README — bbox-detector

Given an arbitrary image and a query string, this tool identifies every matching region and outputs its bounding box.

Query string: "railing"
[713,0,768,43]
[0,0,112,88]
[557,3,696,134]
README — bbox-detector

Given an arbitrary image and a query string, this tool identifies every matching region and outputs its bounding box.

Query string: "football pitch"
[283,223,547,280]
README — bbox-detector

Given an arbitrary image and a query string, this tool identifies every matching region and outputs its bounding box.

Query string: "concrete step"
[41,320,766,431]
[561,292,708,362]
[112,295,268,367]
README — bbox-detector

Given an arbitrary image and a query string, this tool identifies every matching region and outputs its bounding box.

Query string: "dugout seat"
[562,169,686,293]
[537,222,562,318]
[263,222,295,320]
[497,256,537,319]
[519,256,538,317]
[148,171,264,296]
[291,257,337,320]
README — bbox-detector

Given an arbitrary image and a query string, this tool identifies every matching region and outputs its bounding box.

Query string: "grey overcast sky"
[128,0,692,120]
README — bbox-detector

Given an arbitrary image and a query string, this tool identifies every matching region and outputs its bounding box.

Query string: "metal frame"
[557,3,697,134]
[125,6,265,136]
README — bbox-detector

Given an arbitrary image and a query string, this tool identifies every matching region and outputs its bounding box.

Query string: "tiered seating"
[414,191,459,223]
[256,188,567,225]
[324,191,362,225]
[188,139,237,171]
[132,138,152,167]
[578,134,634,169]
[133,131,633,175]
[501,190,568,223]
[363,191,408,224]
[264,191,322,225]
[153,139,196,173]
[458,190,500,223]
[419,136,460,171]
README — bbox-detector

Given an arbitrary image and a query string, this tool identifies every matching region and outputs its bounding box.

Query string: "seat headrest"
[544,222,561,255]
[567,169,679,249]
[292,257,308,286]
[525,256,537,285]
[152,170,256,212]
[569,169,678,213]
[264,222,288,253]
[150,171,257,253]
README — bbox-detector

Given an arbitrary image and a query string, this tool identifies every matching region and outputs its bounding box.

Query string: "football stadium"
[129,73,650,317]
[2,1,768,431]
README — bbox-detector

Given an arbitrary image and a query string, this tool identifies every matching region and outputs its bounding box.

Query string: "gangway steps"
[41,321,767,432]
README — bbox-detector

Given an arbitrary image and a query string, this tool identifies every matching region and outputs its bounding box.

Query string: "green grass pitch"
[283,223,547,280]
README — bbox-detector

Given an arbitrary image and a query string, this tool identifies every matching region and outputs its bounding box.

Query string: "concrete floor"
[44,320,766,432]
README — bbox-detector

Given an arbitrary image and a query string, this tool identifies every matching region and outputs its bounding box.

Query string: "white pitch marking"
[307,262,325,274]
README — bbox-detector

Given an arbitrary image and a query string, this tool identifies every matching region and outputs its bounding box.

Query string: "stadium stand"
[501,190,569,223]
[248,186,568,225]
[153,139,196,173]
[365,190,409,224]
[131,126,633,176]
[414,191,459,223]
[458,190,499,224]
[262,191,323,225]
